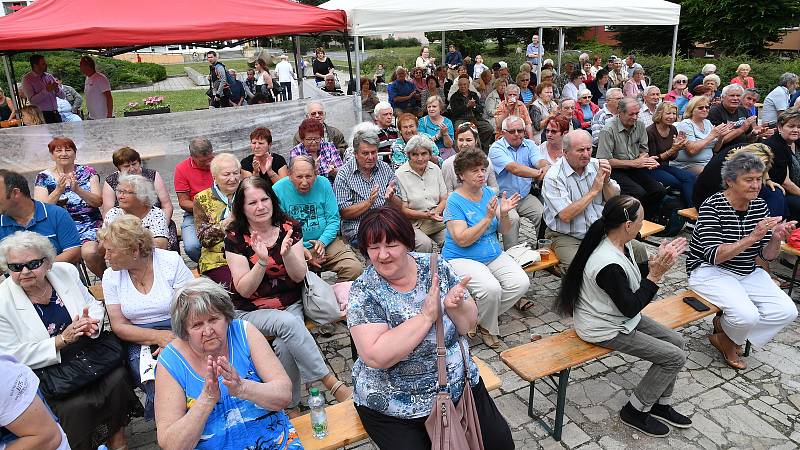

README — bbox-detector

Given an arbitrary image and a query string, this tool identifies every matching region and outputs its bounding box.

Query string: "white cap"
[498,61,508,68]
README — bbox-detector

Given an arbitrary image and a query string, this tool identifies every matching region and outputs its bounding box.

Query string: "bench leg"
[789,255,800,301]
[743,340,751,357]
[350,335,359,360]
[527,368,571,442]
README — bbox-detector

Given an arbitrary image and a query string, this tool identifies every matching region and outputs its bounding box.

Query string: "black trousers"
[42,110,62,123]
[355,378,514,450]
[610,168,666,216]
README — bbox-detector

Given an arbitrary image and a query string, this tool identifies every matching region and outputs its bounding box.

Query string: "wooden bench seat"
[523,253,560,274]
[291,357,501,450]
[678,207,698,222]
[500,290,718,441]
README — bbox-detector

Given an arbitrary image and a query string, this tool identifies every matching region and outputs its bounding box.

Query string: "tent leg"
[292,36,304,100]
[344,31,354,87]
[441,31,446,70]
[557,28,564,75]
[354,35,362,122]
[668,24,679,93]
[538,27,543,83]
[2,55,19,117]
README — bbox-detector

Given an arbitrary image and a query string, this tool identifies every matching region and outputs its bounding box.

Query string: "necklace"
[129,262,152,291]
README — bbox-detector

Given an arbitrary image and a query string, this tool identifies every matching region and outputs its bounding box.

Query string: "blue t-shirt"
[388,79,417,110]
[488,137,543,197]
[273,176,339,248]
[581,103,594,122]
[417,116,454,151]
[347,253,479,419]
[157,320,302,450]
[442,186,503,264]
[0,201,81,254]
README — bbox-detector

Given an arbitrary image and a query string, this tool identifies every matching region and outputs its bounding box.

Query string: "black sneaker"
[619,402,670,437]
[650,403,693,428]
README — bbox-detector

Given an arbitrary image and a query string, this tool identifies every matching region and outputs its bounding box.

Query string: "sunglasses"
[697,105,710,110]
[504,129,525,134]
[675,80,687,84]
[7,257,46,273]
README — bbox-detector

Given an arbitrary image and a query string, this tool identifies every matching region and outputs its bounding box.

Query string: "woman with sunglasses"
[674,96,733,174]
[664,74,693,118]
[0,231,141,450]
[575,88,600,129]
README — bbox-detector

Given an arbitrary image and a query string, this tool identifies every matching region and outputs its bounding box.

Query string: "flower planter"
[123,106,171,117]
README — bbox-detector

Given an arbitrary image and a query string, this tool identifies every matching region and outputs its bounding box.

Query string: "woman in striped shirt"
[687,151,798,370]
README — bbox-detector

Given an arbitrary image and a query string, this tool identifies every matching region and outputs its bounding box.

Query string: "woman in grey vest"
[555,195,691,438]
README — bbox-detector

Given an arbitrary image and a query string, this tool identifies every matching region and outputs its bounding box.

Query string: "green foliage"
[111,89,208,116]
[362,36,421,49]
[632,55,800,90]
[571,40,617,57]
[424,31,487,58]
[5,51,167,92]
[361,48,418,75]
[610,25,692,56]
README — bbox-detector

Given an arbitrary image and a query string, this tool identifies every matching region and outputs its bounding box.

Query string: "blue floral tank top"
[157,320,303,450]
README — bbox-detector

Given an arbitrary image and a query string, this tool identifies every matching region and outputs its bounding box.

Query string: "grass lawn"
[162,59,254,77]
[111,89,209,115]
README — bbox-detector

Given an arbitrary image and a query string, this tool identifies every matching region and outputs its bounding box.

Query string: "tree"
[612,0,800,57]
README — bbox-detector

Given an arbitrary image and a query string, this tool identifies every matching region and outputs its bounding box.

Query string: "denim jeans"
[597,316,686,411]
[181,211,201,262]
[650,165,696,208]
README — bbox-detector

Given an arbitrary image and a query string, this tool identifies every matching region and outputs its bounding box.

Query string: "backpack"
[209,62,237,96]
[653,194,686,237]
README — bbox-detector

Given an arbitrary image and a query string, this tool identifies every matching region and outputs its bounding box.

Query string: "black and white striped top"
[686,191,771,276]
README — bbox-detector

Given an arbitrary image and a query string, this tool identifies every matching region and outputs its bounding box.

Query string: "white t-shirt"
[275,60,295,83]
[0,354,70,450]
[84,72,111,120]
[102,249,194,325]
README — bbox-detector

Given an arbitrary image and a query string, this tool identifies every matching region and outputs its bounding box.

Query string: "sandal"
[709,333,746,370]
[329,380,353,402]
[515,298,535,312]
[713,315,743,356]
[478,326,501,349]
[467,327,477,339]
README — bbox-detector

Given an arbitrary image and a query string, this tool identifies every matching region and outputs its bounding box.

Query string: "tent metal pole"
[538,27,543,83]
[344,30,354,86]
[292,36,304,99]
[557,28,563,75]
[668,24,679,92]
[2,55,19,117]
[354,35,362,121]
[441,31,446,69]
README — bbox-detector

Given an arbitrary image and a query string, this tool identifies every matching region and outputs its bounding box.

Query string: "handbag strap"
[430,253,448,391]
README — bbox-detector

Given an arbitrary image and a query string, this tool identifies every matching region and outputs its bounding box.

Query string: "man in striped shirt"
[334,123,403,245]
[542,130,621,272]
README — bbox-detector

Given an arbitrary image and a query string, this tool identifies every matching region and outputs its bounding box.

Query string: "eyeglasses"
[309,111,324,117]
[545,129,560,134]
[580,96,592,99]
[115,189,136,197]
[303,137,322,143]
[675,80,687,84]
[7,257,46,272]
[504,128,525,134]
[697,105,710,110]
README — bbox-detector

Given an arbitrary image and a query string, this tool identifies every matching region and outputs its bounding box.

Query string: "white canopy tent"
[320,0,682,100]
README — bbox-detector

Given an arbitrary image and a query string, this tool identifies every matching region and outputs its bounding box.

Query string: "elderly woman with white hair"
[99,215,194,419]
[731,63,755,89]
[493,83,534,140]
[417,95,454,161]
[623,68,648,102]
[0,231,141,450]
[155,277,302,450]
[105,173,176,250]
[395,134,448,252]
[689,63,716,91]
[687,151,798,370]
[664,74,693,118]
[701,74,722,103]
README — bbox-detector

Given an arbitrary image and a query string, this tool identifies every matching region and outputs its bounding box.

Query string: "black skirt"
[47,365,143,450]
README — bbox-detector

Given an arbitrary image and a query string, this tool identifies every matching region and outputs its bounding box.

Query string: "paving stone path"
[126,222,800,449]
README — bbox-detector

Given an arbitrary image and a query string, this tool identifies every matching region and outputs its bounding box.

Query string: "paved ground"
[116,76,207,92]
[124,221,800,449]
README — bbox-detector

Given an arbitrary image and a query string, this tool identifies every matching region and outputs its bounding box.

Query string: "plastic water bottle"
[308,387,328,439]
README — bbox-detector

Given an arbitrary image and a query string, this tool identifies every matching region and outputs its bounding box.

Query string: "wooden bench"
[500,290,719,441]
[524,253,560,274]
[778,243,800,299]
[291,357,501,450]
[636,219,665,246]
[678,207,698,222]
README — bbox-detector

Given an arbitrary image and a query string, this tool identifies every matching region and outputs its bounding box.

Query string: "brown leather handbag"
[424,253,485,450]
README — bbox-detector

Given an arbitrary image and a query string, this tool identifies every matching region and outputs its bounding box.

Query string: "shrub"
[361,49,417,77]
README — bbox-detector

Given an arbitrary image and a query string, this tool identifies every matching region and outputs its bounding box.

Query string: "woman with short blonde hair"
[731,63,755,89]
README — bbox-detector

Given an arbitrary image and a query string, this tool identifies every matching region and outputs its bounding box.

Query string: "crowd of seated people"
[2,48,800,448]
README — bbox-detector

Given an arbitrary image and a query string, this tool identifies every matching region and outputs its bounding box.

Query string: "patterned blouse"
[33,289,71,338]
[347,253,479,419]
[223,220,304,311]
[194,187,231,274]
[35,164,102,242]
[289,141,343,183]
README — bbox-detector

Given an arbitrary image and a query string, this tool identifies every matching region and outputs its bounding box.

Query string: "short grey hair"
[501,115,524,131]
[373,101,392,118]
[505,84,521,95]
[578,88,592,98]
[562,129,591,153]
[404,134,435,156]
[306,101,324,115]
[703,74,721,86]
[210,153,241,178]
[702,64,716,75]
[188,137,213,157]
[118,174,157,208]
[632,68,644,77]
[778,72,798,87]
[425,95,445,110]
[644,85,660,96]
[351,121,381,149]
[170,277,235,340]
[778,107,800,127]
[0,231,56,272]
[743,88,759,98]
[722,151,765,188]
[606,88,623,99]
[288,154,317,172]
[721,84,744,97]
[618,97,640,114]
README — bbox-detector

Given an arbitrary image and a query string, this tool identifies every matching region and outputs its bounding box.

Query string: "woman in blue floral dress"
[33,136,105,276]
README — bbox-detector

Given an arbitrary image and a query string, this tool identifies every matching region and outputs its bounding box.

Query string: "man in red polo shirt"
[174,137,214,262]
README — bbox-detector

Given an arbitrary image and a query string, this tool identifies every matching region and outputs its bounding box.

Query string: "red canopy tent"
[0,0,346,52]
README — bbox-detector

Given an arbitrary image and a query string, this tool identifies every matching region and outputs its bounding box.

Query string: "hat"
[498,61,508,68]
[609,55,618,62]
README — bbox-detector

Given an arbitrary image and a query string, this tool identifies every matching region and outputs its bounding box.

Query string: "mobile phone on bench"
[683,296,710,312]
